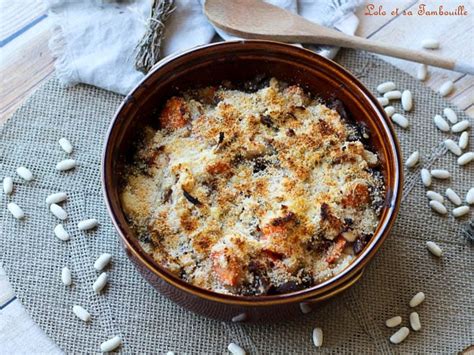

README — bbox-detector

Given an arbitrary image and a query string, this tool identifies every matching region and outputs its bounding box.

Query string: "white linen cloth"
[1,0,361,352]
[47,0,362,95]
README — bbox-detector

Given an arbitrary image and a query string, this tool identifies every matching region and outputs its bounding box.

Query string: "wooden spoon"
[204,0,474,75]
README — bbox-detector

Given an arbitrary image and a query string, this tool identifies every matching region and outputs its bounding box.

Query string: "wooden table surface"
[0,0,473,125]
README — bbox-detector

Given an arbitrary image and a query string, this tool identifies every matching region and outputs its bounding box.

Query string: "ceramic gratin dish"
[102,40,403,322]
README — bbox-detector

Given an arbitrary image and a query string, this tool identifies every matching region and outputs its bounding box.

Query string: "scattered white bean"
[466,188,474,204]
[16,166,33,181]
[377,81,396,94]
[426,241,443,257]
[7,202,25,219]
[299,302,312,314]
[93,272,108,293]
[94,253,112,271]
[416,64,428,81]
[443,108,458,124]
[452,205,469,218]
[377,97,389,106]
[78,218,99,231]
[50,203,67,220]
[390,327,410,344]
[384,106,395,117]
[433,115,450,132]
[444,139,462,156]
[401,90,413,111]
[54,224,70,241]
[100,336,122,352]
[426,191,444,203]
[429,200,447,215]
[409,292,425,307]
[409,312,421,331]
[431,169,450,179]
[46,192,67,205]
[228,342,246,355]
[459,131,469,150]
[56,159,76,171]
[445,188,462,206]
[58,137,73,154]
[421,38,439,49]
[452,120,471,133]
[421,169,431,187]
[72,305,91,322]
[385,316,402,328]
[458,152,474,166]
[312,327,323,347]
[61,267,72,286]
[384,90,402,100]
[3,177,13,195]
[231,313,248,322]
[405,151,420,168]
[392,113,409,129]
[439,80,454,97]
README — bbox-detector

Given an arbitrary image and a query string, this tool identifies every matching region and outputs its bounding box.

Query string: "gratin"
[121,78,385,295]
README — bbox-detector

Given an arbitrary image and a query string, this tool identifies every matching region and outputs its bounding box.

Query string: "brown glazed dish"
[102,40,403,322]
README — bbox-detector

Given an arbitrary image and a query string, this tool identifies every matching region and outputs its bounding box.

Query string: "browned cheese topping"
[121,78,385,295]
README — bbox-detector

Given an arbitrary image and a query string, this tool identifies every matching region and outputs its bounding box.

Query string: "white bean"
[54,224,70,241]
[16,166,33,181]
[439,80,454,97]
[94,253,112,271]
[377,97,389,106]
[452,205,469,218]
[429,200,447,215]
[445,188,462,206]
[78,218,99,231]
[384,106,395,117]
[444,139,462,156]
[72,305,91,322]
[426,241,443,257]
[443,108,457,124]
[421,169,431,187]
[390,327,410,344]
[299,302,312,314]
[458,152,474,166]
[100,336,122,352]
[3,177,13,195]
[431,169,450,179]
[383,90,402,100]
[459,131,469,150]
[401,90,413,111]
[409,312,421,331]
[46,192,67,205]
[385,316,402,328]
[93,272,108,293]
[58,137,73,154]
[56,159,76,171]
[466,188,474,204]
[433,115,450,132]
[377,81,396,93]
[426,191,444,203]
[416,64,428,81]
[228,342,246,355]
[231,313,248,322]
[312,327,323,347]
[7,202,25,219]
[405,151,420,168]
[409,292,425,307]
[61,267,72,286]
[392,113,409,129]
[421,38,439,49]
[452,120,471,133]
[50,203,67,220]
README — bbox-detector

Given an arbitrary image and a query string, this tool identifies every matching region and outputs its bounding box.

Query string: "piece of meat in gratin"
[121,78,385,296]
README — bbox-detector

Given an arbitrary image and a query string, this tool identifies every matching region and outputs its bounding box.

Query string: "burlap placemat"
[1,49,472,353]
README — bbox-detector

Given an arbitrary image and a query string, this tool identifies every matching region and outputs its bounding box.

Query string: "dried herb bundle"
[135,0,175,74]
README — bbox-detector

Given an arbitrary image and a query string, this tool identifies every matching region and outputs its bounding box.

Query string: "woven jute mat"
[0,49,472,353]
